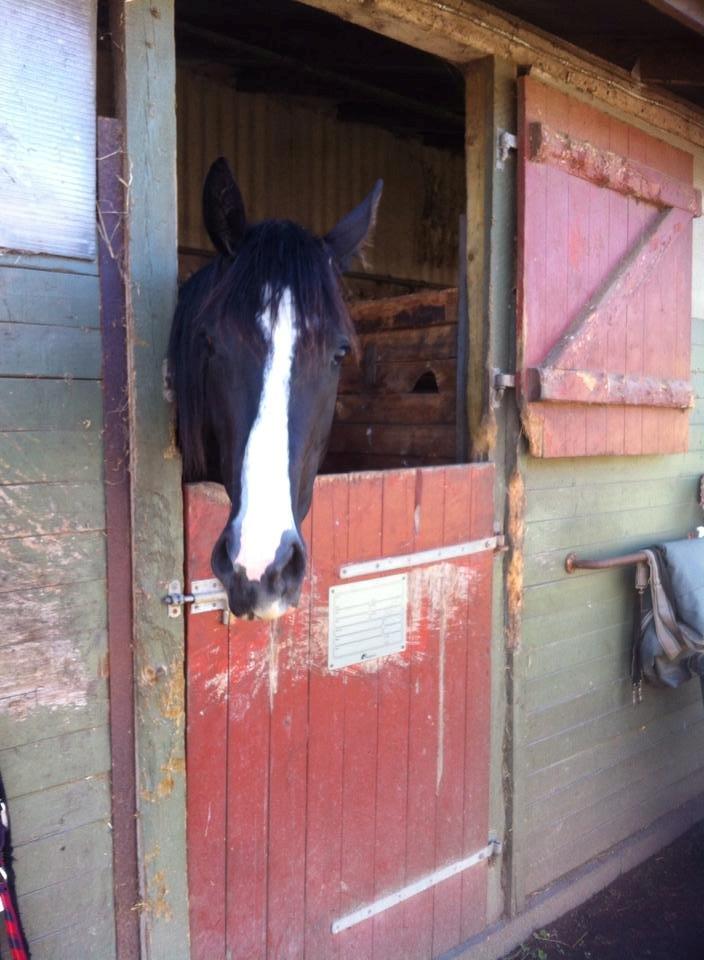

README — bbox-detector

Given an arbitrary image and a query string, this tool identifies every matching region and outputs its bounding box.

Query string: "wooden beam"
[177,21,464,130]
[644,0,704,37]
[298,0,704,147]
[524,367,694,408]
[98,115,141,960]
[465,57,495,459]
[112,2,190,957]
[528,122,702,215]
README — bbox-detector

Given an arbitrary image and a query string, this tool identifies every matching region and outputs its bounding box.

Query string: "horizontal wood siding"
[516,157,704,899]
[0,262,115,958]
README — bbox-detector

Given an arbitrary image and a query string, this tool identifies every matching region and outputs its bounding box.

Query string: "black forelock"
[218,218,353,348]
[168,218,356,481]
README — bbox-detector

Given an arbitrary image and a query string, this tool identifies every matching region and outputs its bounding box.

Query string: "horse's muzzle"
[212,527,306,620]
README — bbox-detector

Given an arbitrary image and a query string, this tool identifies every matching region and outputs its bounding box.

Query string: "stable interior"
[100,0,469,473]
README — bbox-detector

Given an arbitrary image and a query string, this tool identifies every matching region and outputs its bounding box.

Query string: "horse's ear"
[324,179,383,270]
[202,157,247,257]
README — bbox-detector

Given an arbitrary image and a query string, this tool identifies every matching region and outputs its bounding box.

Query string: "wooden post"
[111,2,190,956]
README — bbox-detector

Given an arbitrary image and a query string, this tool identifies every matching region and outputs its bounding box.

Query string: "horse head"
[169,158,382,620]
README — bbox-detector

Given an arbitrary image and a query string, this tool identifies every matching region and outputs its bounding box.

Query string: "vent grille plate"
[328,574,407,669]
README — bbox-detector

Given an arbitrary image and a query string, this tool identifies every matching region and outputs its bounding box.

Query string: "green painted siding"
[0,262,116,959]
[513,157,704,902]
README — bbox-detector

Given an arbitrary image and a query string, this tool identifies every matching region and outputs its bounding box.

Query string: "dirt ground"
[500,820,704,960]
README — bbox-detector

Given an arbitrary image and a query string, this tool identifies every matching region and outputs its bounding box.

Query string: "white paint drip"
[232,290,297,583]
[268,622,280,712]
[437,593,447,791]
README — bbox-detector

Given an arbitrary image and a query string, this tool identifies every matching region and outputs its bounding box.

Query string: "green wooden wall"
[512,155,704,905]
[0,258,116,958]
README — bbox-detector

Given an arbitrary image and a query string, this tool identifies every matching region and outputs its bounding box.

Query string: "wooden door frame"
[108,2,704,957]
[109,3,189,958]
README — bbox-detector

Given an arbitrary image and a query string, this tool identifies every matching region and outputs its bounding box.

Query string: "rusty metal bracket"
[565,550,650,573]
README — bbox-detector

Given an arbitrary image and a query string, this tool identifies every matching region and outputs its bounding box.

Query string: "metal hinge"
[491,368,516,408]
[497,130,517,170]
[164,578,230,623]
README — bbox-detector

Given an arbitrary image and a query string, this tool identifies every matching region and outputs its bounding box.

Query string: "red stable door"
[185,463,496,960]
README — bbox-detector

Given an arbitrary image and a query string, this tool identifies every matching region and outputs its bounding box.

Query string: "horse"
[169,158,383,620]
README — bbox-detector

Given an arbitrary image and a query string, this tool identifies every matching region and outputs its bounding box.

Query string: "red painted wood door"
[517,76,701,458]
[185,463,495,960]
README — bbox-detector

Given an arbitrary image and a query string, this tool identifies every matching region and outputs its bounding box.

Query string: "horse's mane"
[169,219,355,481]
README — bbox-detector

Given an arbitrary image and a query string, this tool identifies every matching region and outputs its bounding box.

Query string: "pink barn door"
[185,463,496,959]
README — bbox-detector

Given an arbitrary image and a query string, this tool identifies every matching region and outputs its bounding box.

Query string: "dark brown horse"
[169,158,382,619]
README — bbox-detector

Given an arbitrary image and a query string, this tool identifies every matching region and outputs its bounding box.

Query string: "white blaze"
[233,289,297,581]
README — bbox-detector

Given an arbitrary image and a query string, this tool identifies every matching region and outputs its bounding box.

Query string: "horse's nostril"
[286,540,305,581]
[264,535,306,597]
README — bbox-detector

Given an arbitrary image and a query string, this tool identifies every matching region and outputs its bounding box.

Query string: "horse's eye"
[333,341,350,366]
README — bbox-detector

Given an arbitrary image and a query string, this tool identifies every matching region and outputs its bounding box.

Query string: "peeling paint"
[205,670,228,702]
[0,635,90,718]
[437,597,447,792]
[506,469,526,651]
[141,752,186,803]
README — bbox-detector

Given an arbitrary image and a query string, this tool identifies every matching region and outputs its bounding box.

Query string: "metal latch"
[491,368,516,408]
[497,130,517,169]
[164,578,230,623]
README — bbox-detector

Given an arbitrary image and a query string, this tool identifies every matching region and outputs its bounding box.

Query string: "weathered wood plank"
[0,267,100,327]
[0,430,101,484]
[322,451,449,473]
[13,818,113,897]
[525,473,699,523]
[0,482,104,540]
[333,392,455,425]
[526,678,633,745]
[350,288,457,332]
[525,650,629,715]
[299,0,704,149]
[526,368,693,408]
[327,423,456,459]
[21,867,115,959]
[523,567,632,620]
[0,577,107,718]
[523,591,631,646]
[524,500,695,554]
[0,532,105,594]
[524,714,704,893]
[339,358,456,394]
[525,698,703,805]
[0,701,108,753]
[355,324,457,363]
[0,724,111,799]
[117,0,189,953]
[528,122,702,214]
[526,689,700,796]
[0,578,105,644]
[526,618,632,676]
[524,454,696,490]
[0,322,101,379]
[525,719,704,846]
[0,378,102,432]
[10,775,111,846]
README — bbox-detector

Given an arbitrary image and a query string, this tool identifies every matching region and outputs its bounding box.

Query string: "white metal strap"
[331,839,501,934]
[339,536,500,579]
